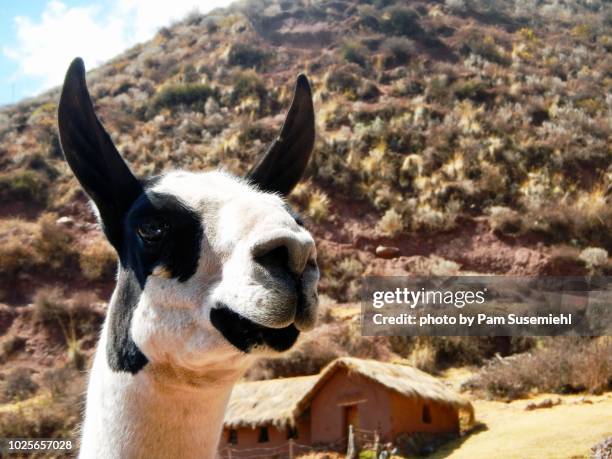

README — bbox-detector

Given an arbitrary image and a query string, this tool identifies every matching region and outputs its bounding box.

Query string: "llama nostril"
[255,245,291,273]
[252,235,314,275]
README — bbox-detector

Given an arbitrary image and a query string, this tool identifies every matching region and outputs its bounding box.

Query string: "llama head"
[58,58,319,379]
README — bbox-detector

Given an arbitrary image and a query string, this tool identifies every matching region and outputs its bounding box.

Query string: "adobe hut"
[220,357,473,453]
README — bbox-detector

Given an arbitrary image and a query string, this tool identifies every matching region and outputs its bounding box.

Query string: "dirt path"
[432,393,612,459]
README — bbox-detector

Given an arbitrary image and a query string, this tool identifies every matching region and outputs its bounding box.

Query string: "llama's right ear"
[246,74,315,196]
[58,58,142,250]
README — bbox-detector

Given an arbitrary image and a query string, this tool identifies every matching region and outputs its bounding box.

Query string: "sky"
[0,0,234,106]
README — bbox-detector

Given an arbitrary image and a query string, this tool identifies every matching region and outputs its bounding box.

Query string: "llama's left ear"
[247,74,315,196]
[58,58,142,251]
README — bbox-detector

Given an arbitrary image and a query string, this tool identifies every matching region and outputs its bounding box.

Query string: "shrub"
[1,335,26,361]
[79,240,117,281]
[341,40,369,67]
[381,36,416,67]
[462,33,510,65]
[227,42,269,69]
[150,83,214,113]
[384,6,420,36]
[318,251,365,302]
[230,70,267,104]
[377,208,404,236]
[465,338,612,400]
[579,247,609,270]
[391,337,534,373]
[2,368,38,402]
[307,190,331,222]
[0,238,36,281]
[325,65,360,95]
[0,367,83,438]
[32,287,69,326]
[0,170,48,205]
[488,206,522,234]
[35,213,76,272]
[0,406,73,438]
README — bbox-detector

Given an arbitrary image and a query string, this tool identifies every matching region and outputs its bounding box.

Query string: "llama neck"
[80,324,241,459]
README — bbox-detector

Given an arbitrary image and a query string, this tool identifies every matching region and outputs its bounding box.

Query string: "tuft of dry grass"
[79,239,117,281]
[306,190,331,222]
[377,208,404,236]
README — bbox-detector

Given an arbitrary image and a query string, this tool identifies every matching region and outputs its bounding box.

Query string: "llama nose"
[252,233,315,276]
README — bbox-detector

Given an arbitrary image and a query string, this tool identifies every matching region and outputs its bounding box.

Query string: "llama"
[58,58,319,459]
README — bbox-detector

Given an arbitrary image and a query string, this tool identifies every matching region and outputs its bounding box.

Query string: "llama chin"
[58,57,318,459]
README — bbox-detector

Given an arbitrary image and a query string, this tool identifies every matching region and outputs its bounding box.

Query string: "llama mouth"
[210,304,299,353]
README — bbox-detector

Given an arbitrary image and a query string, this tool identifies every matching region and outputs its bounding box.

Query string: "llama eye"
[136,219,168,243]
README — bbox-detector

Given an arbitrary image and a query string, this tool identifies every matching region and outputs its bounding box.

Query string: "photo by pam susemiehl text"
[361,276,611,337]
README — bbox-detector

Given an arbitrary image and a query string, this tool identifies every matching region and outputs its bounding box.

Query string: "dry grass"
[0,367,84,439]
[465,338,612,400]
[79,238,117,281]
[430,393,612,459]
[0,170,48,205]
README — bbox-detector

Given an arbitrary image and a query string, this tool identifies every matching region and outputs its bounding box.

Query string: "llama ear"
[58,57,142,250]
[247,74,315,196]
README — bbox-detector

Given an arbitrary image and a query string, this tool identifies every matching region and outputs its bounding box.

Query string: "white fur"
[80,170,318,458]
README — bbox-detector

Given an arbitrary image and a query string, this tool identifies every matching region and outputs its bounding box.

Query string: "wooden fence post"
[347,424,357,459]
[374,429,381,458]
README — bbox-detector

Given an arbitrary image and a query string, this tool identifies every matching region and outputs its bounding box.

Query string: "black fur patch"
[106,189,203,374]
[125,191,203,285]
[210,304,300,353]
[106,270,148,374]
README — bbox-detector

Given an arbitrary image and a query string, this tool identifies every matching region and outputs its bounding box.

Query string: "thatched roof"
[224,357,474,429]
[224,374,318,429]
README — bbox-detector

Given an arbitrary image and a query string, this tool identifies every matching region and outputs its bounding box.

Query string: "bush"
[306,190,331,222]
[80,240,116,281]
[325,65,361,94]
[383,6,421,37]
[0,367,83,438]
[341,40,369,67]
[32,287,69,326]
[0,238,36,281]
[230,70,267,104]
[381,36,416,67]
[465,338,612,400]
[2,368,38,402]
[1,335,26,361]
[377,208,404,236]
[462,33,510,65]
[391,337,535,373]
[318,251,364,302]
[150,83,214,113]
[32,288,101,335]
[0,170,48,205]
[227,42,269,69]
[35,213,76,272]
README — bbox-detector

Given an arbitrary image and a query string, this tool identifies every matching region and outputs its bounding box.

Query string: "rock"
[376,245,400,259]
[514,248,531,266]
[525,398,561,411]
[56,216,74,226]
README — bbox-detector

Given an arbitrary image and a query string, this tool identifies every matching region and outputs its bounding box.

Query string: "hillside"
[0,0,610,447]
